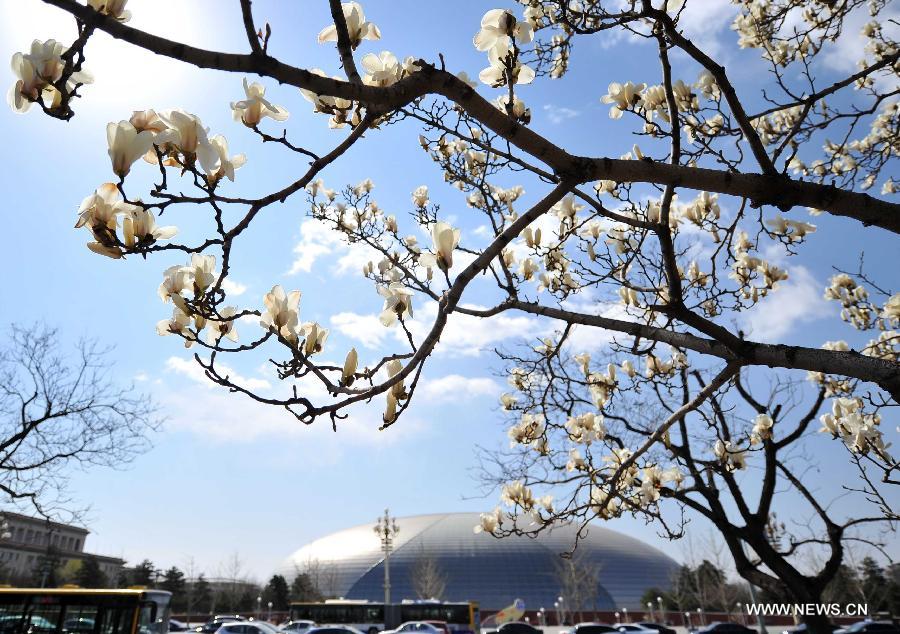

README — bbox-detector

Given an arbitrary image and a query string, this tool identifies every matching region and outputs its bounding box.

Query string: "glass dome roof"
[278,512,678,610]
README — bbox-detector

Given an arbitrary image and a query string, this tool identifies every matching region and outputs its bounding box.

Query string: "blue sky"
[0,0,897,582]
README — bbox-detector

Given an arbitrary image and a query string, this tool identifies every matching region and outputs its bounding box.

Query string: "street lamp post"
[697,608,704,627]
[267,602,272,622]
[558,597,564,626]
[647,602,654,622]
[622,608,628,624]
[656,597,663,623]
[373,509,400,607]
[684,612,692,630]
[256,596,261,621]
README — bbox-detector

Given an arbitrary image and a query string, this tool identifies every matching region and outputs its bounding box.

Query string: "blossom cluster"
[8,39,93,114]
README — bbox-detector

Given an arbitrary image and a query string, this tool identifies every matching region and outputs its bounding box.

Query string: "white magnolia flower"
[75,183,142,258]
[207,306,239,345]
[154,109,221,175]
[553,195,583,223]
[158,264,193,303]
[300,322,329,356]
[500,480,534,508]
[207,134,247,184]
[260,285,301,343]
[378,283,414,326]
[411,185,429,207]
[156,307,193,347]
[8,52,41,113]
[185,254,216,295]
[231,78,289,127]
[601,81,646,119]
[479,39,535,86]
[750,413,774,444]
[473,508,502,534]
[300,68,356,123]
[473,9,533,51]
[317,2,381,49]
[122,208,177,248]
[424,221,461,271]
[713,439,748,471]
[361,51,402,87]
[8,40,93,113]
[87,0,131,21]
[129,109,168,133]
[107,121,154,177]
[493,95,531,123]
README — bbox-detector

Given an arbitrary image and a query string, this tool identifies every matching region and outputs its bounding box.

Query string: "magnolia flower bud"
[342,347,358,386]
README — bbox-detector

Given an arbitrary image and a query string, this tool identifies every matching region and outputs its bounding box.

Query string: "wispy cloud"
[419,375,502,402]
[156,355,424,451]
[542,104,580,125]
[221,278,248,297]
[740,265,830,343]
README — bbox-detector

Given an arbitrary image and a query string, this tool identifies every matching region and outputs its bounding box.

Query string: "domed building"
[278,512,677,611]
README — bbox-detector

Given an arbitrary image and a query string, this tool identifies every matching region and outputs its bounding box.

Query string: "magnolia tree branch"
[38,0,900,233]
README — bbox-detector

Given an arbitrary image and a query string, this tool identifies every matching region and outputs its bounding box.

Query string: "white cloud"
[165,355,272,392]
[821,3,900,90]
[221,278,247,297]
[418,375,502,402]
[155,358,424,450]
[288,218,380,276]
[288,220,345,275]
[331,312,386,349]
[328,301,542,357]
[542,104,580,125]
[409,303,542,357]
[741,265,830,343]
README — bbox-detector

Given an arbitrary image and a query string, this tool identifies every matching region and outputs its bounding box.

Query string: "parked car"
[834,622,900,634]
[170,620,191,632]
[215,623,277,634]
[195,617,247,634]
[691,623,756,634]
[614,624,658,634]
[282,622,316,634]
[248,622,280,634]
[570,623,618,634]
[305,627,365,634]
[483,622,544,634]
[425,622,451,634]
[781,624,840,634]
[637,623,676,634]
[385,623,445,634]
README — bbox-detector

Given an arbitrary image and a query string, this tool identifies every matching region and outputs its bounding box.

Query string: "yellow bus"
[0,588,171,634]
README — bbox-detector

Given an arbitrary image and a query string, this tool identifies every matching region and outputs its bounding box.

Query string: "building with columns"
[0,512,124,585]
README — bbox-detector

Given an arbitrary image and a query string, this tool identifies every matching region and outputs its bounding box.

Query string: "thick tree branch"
[506,300,900,400]
[41,0,900,233]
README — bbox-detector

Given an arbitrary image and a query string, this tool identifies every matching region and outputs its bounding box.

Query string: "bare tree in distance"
[410,546,447,600]
[8,1,900,632]
[298,557,340,599]
[0,323,159,519]
[554,548,600,624]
